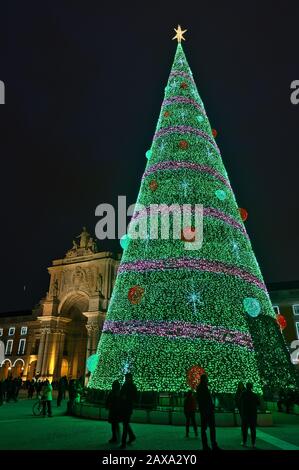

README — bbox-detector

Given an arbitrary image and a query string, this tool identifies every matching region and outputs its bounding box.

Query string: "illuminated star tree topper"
[172,25,187,43]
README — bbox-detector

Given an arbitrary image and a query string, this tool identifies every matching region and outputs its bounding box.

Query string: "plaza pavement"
[0,398,299,451]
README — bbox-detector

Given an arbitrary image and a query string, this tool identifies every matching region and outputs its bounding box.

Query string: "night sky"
[1,1,299,314]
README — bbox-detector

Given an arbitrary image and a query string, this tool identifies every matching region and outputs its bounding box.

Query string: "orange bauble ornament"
[181,227,196,242]
[180,82,188,89]
[179,140,189,150]
[149,180,158,192]
[164,111,170,117]
[187,365,206,390]
[239,207,248,222]
[276,314,287,330]
[128,286,144,304]
[212,129,218,138]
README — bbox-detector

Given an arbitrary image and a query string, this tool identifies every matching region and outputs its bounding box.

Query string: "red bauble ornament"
[128,286,144,304]
[179,139,189,150]
[164,111,170,117]
[187,365,206,390]
[212,129,218,138]
[276,314,287,330]
[180,82,188,89]
[181,227,196,242]
[149,180,158,192]
[239,207,248,222]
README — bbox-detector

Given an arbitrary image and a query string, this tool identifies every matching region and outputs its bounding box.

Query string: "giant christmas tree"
[89,27,296,394]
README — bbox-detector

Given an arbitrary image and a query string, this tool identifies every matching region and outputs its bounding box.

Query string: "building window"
[18,339,26,355]
[0,328,3,336]
[296,322,299,339]
[273,305,280,315]
[20,326,28,335]
[5,339,13,355]
[293,305,299,316]
[8,327,15,336]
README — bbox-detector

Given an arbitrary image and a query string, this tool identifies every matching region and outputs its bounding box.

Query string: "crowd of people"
[0,376,22,404]
[0,375,84,417]
[184,377,260,450]
[1,371,298,450]
[105,373,137,449]
[105,373,264,450]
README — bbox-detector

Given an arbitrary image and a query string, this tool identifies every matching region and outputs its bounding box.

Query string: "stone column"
[51,318,71,380]
[83,321,98,385]
[86,331,92,361]
[83,311,102,384]
[86,321,100,356]
[23,332,35,379]
[53,331,66,380]
[41,329,51,377]
[36,330,46,376]
[46,330,63,379]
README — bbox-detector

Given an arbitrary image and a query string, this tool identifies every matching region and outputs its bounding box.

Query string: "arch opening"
[58,291,88,380]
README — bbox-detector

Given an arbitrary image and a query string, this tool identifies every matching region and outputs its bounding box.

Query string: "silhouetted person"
[67,379,76,414]
[277,387,285,412]
[75,379,83,402]
[285,386,295,414]
[15,377,22,398]
[184,390,198,438]
[36,380,43,398]
[106,380,122,443]
[2,379,7,402]
[67,379,81,414]
[119,373,137,449]
[0,380,3,406]
[41,379,53,417]
[240,382,260,448]
[28,380,35,399]
[57,377,66,407]
[235,382,245,417]
[62,376,68,400]
[6,377,17,402]
[196,374,219,451]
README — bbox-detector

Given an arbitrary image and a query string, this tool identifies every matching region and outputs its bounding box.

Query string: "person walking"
[196,374,220,451]
[106,380,122,444]
[41,379,53,417]
[240,382,260,448]
[184,390,198,438]
[235,382,245,417]
[119,373,137,449]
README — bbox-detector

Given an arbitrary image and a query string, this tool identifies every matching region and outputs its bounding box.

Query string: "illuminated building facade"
[0,230,120,381]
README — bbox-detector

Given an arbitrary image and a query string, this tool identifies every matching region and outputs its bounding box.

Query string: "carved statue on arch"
[76,226,90,249]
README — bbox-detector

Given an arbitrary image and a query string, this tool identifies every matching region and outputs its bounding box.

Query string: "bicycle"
[32,395,44,416]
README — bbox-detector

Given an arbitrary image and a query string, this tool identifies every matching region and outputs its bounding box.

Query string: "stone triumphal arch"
[34,228,120,381]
